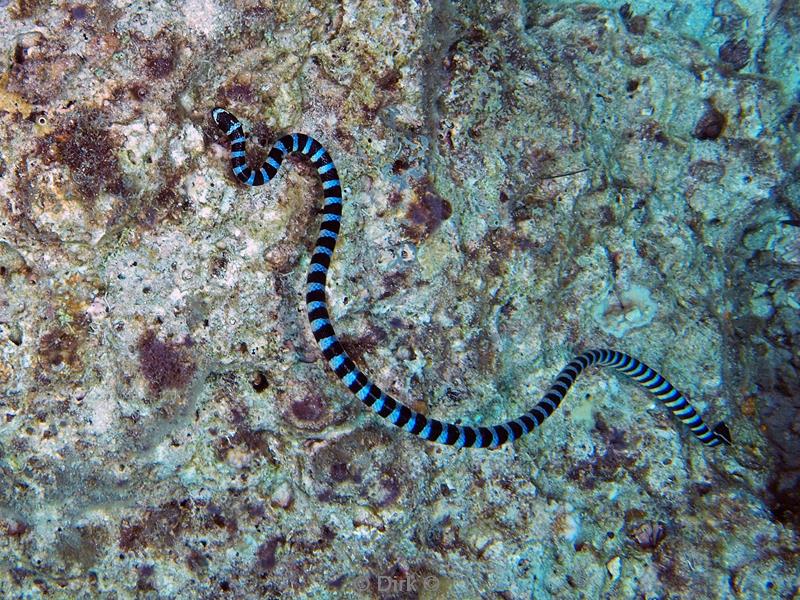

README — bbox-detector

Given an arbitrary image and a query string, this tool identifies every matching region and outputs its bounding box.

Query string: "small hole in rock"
[251,372,268,393]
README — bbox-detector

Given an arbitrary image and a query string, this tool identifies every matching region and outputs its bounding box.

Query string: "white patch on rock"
[182,0,219,37]
[593,283,657,338]
[84,386,115,434]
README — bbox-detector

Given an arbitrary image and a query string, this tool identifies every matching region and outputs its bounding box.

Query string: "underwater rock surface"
[0,0,798,597]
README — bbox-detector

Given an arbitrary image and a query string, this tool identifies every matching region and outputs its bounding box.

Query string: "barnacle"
[694,105,726,140]
[630,521,666,550]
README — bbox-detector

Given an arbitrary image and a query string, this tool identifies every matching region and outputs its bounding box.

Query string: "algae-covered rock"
[0,0,798,598]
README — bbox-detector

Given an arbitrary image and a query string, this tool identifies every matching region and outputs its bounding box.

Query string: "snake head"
[211,107,236,132]
[713,421,732,446]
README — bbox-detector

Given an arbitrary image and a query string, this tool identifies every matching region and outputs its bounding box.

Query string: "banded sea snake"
[211,107,732,450]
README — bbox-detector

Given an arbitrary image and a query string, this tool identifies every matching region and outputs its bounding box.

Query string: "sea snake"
[211,107,732,450]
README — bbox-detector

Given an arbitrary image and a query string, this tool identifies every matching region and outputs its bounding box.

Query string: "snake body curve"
[211,107,732,450]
